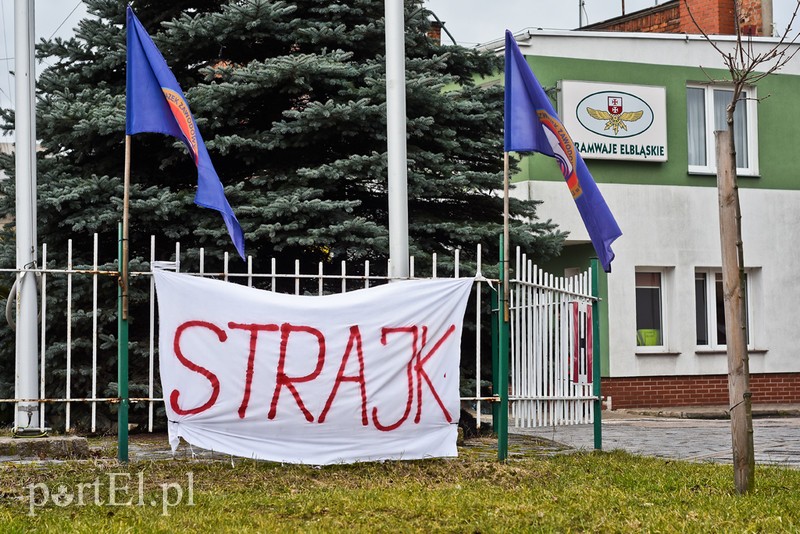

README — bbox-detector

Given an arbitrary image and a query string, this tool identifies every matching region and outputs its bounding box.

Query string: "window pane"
[636,272,662,346]
[714,273,727,345]
[734,96,748,168]
[743,275,749,343]
[635,272,660,287]
[714,273,750,346]
[713,89,748,168]
[686,87,706,166]
[695,274,708,345]
[713,89,730,131]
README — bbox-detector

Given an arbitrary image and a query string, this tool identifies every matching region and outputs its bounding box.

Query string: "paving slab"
[512,414,800,468]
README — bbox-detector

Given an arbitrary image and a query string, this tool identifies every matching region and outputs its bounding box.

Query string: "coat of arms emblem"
[586,96,644,135]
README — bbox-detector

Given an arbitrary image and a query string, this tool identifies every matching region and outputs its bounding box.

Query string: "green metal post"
[118,223,129,462]
[590,258,602,450]
[496,235,509,461]
[490,288,499,432]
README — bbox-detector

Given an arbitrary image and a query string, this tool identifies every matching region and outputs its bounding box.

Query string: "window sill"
[688,169,760,178]
[695,348,768,355]
[635,350,681,356]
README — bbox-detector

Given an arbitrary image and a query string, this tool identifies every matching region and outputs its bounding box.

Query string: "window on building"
[635,271,663,347]
[686,85,758,176]
[695,270,750,348]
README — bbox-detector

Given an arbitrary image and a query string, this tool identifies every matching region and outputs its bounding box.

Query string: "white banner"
[153,270,474,465]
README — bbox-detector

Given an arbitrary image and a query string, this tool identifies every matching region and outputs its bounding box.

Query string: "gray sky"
[0,0,88,139]
[1,0,799,140]
[424,0,667,46]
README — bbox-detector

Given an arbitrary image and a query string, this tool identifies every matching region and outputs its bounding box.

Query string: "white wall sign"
[153,270,474,465]
[560,80,668,162]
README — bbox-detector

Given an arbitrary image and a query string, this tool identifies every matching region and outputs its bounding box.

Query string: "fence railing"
[509,248,597,427]
[1,235,497,434]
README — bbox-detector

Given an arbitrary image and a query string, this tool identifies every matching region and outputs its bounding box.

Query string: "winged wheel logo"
[586,96,643,135]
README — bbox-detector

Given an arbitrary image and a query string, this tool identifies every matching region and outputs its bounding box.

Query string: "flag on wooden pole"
[126,6,245,259]
[504,30,621,272]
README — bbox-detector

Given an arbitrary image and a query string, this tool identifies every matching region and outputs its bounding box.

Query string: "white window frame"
[695,269,754,350]
[635,268,668,352]
[686,84,759,177]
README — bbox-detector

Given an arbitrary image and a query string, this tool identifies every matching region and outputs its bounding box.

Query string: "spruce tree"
[0,0,564,428]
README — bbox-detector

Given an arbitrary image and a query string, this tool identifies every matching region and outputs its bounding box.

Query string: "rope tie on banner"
[475,272,501,313]
[474,272,498,292]
[5,261,41,330]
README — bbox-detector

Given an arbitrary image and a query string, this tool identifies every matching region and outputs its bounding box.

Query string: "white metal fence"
[1,235,495,433]
[509,248,597,427]
[2,236,600,434]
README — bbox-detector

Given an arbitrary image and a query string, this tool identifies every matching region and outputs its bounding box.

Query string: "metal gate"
[508,250,598,428]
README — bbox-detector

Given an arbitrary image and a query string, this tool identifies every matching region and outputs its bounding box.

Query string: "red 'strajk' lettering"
[170,320,224,415]
[228,322,280,419]
[318,326,368,425]
[371,326,417,431]
[268,324,326,422]
[415,325,456,423]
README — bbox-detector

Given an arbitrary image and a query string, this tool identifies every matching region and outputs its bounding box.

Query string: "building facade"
[490,28,800,408]
[0,141,11,181]
[582,0,772,37]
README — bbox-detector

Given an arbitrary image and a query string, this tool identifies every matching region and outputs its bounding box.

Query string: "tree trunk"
[715,129,755,494]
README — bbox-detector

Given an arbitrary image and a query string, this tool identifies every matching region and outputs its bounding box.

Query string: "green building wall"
[516,55,800,191]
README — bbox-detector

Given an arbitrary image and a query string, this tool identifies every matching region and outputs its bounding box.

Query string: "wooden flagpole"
[503,152,510,321]
[122,135,131,319]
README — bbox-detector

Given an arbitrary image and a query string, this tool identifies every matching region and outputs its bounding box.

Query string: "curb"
[0,436,90,459]
[613,407,800,420]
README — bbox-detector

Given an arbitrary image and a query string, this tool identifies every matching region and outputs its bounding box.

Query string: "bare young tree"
[685,0,800,494]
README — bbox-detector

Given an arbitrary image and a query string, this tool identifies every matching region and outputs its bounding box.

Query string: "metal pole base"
[12,427,50,438]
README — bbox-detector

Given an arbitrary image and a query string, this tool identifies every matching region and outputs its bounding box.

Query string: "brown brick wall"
[739,0,764,36]
[586,0,766,37]
[427,21,442,45]
[602,373,800,408]
[680,0,736,35]
[593,4,681,34]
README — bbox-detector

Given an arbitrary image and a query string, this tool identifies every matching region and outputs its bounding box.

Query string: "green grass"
[1,442,798,533]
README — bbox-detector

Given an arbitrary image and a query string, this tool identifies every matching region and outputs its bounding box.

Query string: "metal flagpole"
[497,235,509,461]
[497,152,511,461]
[117,137,131,462]
[13,0,41,435]
[384,0,409,279]
[590,258,602,450]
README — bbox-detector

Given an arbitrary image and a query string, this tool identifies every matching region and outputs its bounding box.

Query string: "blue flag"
[504,30,621,272]
[126,7,245,259]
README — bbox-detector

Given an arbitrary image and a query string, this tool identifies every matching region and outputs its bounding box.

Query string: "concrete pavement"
[512,407,800,468]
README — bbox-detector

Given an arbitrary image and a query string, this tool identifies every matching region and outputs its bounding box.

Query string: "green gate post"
[118,223,129,462]
[495,235,509,461]
[491,288,499,430]
[590,258,602,451]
